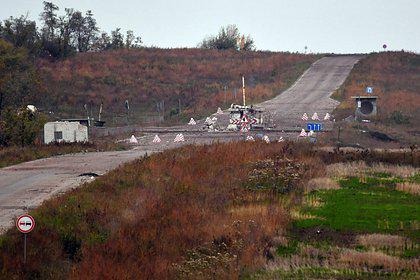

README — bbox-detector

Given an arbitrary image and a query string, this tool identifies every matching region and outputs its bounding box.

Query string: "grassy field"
[297,176,419,237]
[250,162,419,279]
[0,142,418,279]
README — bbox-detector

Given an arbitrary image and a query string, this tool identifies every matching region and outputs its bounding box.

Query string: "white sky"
[1,0,419,53]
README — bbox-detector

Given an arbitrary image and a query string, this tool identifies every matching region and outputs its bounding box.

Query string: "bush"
[389,110,410,124]
[0,107,45,146]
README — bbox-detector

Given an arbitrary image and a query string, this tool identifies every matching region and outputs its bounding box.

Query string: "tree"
[0,39,43,115]
[110,28,124,49]
[0,107,45,146]
[125,30,142,49]
[40,1,59,40]
[0,15,39,55]
[81,10,99,51]
[200,24,255,51]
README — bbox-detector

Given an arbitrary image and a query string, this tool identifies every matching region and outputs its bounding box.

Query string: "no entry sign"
[16,214,35,233]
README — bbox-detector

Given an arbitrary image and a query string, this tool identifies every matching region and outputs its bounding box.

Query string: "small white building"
[44,121,88,144]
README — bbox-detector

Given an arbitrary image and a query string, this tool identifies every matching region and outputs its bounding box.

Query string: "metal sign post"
[16,214,35,264]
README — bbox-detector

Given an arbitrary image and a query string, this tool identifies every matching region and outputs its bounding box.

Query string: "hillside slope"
[329,51,420,147]
[38,49,317,125]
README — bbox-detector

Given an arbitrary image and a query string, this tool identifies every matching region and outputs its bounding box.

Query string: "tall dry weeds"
[396,182,420,195]
[305,177,340,193]
[326,161,419,178]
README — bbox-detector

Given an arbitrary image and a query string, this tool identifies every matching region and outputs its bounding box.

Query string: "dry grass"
[339,250,419,272]
[356,234,413,251]
[266,245,419,275]
[396,182,420,195]
[290,209,325,221]
[326,161,419,178]
[39,49,316,125]
[0,141,324,279]
[305,177,340,193]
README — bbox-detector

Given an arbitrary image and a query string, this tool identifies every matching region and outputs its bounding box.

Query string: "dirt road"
[0,55,361,232]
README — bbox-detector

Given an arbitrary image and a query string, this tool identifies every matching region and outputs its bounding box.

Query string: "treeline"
[0,1,142,59]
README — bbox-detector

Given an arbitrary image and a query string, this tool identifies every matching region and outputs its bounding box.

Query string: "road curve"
[0,55,361,232]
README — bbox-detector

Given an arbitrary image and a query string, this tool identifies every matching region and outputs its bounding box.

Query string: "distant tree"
[93,32,112,50]
[0,15,40,55]
[40,1,59,39]
[200,24,255,51]
[56,8,76,58]
[125,30,142,49]
[1,1,142,57]
[81,10,99,51]
[239,35,255,51]
[0,39,42,115]
[70,10,98,52]
[39,1,61,57]
[110,28,124,49]
[0,107,46,146]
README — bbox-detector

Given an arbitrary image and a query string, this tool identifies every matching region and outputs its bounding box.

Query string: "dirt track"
[0,55,361,232]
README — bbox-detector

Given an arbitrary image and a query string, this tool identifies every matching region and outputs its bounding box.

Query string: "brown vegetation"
[0,141,324,279]
[326,161,419,178]
[333,51,420,123]
[356,234,413,251]
[396,182,420,195]
[37,49,317,124]
[305,177,340,193]
[328,51,420,147]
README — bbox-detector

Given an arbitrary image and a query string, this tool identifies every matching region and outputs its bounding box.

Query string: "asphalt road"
[0,55,361,233]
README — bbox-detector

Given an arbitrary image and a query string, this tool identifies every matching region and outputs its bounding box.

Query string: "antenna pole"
[242,76,246,106]
[98,103,103,121]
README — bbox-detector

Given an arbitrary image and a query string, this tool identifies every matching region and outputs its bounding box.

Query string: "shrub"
[389,110,410,124]
[0,107,46,146]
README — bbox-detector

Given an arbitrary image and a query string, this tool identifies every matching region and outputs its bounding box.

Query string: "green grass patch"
[296,177,420,239]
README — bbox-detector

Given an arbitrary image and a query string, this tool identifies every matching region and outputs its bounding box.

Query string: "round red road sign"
[16,214,35,233]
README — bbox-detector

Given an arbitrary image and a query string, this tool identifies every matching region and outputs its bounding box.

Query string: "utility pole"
[162,100,165,121]
[84,104,90,126]
[242,76,246,106]
[98,103,103,121]
[125,100,130,125]
[224,85,227,106]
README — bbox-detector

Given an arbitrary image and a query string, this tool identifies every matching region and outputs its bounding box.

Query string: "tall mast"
[242,76,246,106]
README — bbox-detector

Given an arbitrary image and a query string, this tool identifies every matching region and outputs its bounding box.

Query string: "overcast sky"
[2,0,419,53]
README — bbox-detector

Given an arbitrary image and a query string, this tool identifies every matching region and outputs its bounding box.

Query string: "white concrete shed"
[44,121,88,144]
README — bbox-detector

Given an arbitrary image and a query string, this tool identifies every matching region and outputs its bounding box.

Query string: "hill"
[328,51,420,147]
[37,49,317,125]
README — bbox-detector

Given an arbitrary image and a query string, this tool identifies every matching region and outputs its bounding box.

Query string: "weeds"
[396,182,420,195]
